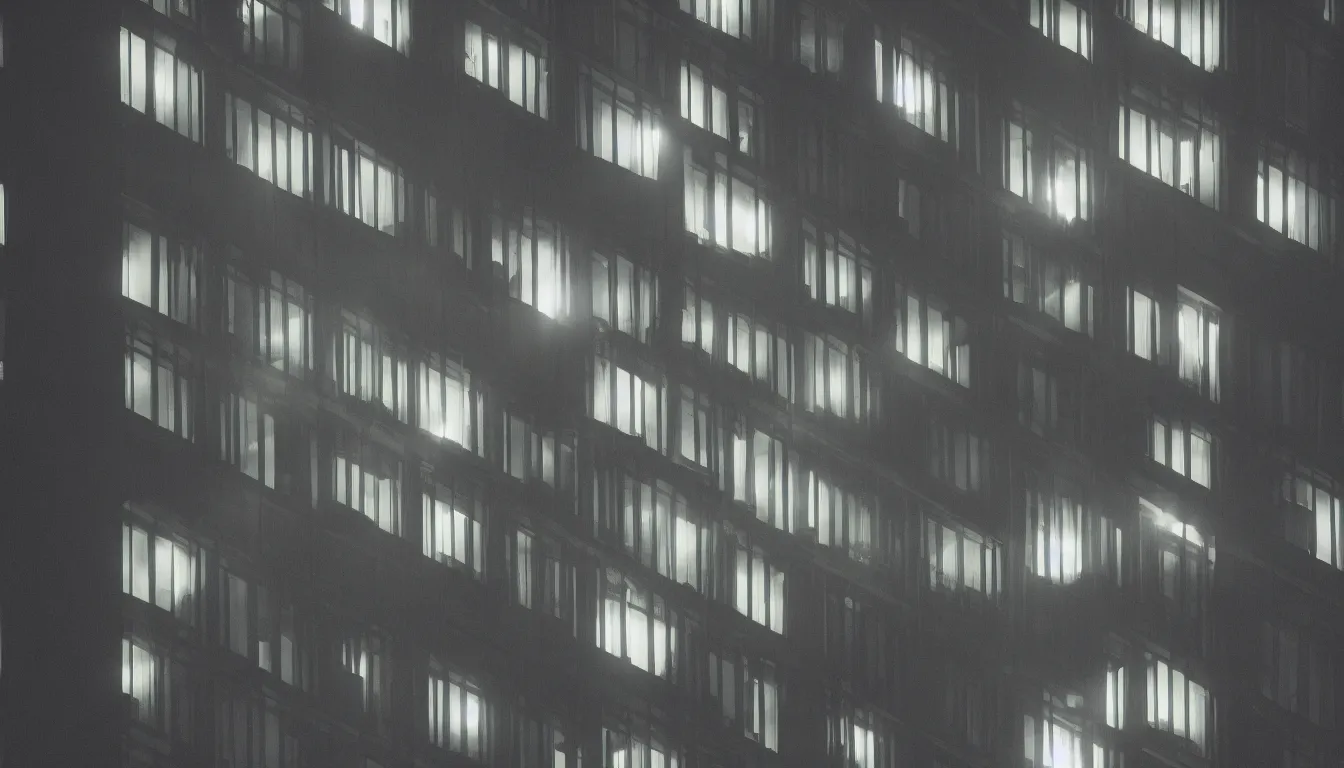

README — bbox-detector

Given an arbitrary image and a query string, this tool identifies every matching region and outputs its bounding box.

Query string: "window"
[596,568,678,678]
[332,438,402,535]
[1104,664,1127,729]
[602,725,681,768]
[125,331,195,440]
[593,354,666,452]
[732,536,786,633]
[1003,116,1091,224]
[829,709,899,768]
[1149,415,1213,488]
[1024,701,1087,768]
[1024,476,1122,586]
[930,418,988,494]
[708,651,780,751]
[926,518,1002,598]
[418,354,482,452]
[801,467,880,565]
[1121,0,1221,71]
[1145,656,1210,753]
[492,206,572,319]
[241,0,303,72]
[224,93,315,198]
[216,697,302,768]
[122,519,201,624]
[875,33,958,144]
[331,311,409,421]
[1141,499,1212,623]
[680,62,729,141]
[1256,149,1335,252]
[0,182,5,246]
[503,409,576,493]
[726,311,793,400]
[323,0,409,53]
[593,469,712,592]
[121,221,201,327]
[423,191,471,258]
[219,392,276,487]
[681,285,716,357]
[123,638,192,737]
[1261,622,1336,726]
[219,568,254,657]
[824,594,897,695]
[225,268,313,377]
[893,283,971,387]
[1252,339,1318,431]
[256,592,308,688]
[798,2,844,73]
[677,386,715,470]
[679,0,772,42]
[140,0,193,20]
[1002,234,1095,336]
[723,425,796,532]
[579,68,662,179]
[1030,0,1091,58]
[592,252,656,343]
[1328,0,1340,21]
[514,715,572,768]
[428,661,487,759]
[1127,287,1161,362]
[422,482,485,577]
[1018,360,1061,437]
[683,149,773,258]
[326,136,408,235]
[119,29,203,142]
[341,632,391,727]
[1118,87,1222,208]
[465,22,548,117]
[803,221,874,323]
[1176,289,1220,402]
[1282,469,1342,569]
[511,529,576,629]
[803,332,875,424]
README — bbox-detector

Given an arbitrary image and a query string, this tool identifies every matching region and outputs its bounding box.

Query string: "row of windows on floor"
[121,0,1338,258]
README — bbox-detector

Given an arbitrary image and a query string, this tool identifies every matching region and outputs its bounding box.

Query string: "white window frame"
[1149,415,1213,488]
[1145,656,1210,753]
[417,354,479,451]
[122,520,201,624]
[422,485,485,577]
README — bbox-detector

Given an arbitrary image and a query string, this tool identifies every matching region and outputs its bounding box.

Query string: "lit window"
[341,632,391,725]
[596,568,678,677]
[224,93,316,198]
[801,467,878,564]
[1024,703,1087,768]
[681,285,716,357]
[323,0,409,53]
[121,222,201,327]
[124,332,195,440]
[1118,88,1222,208]
[1145,656,1210,753]
[1127,287,1161,362]
[1030,0,1091,58]
[241,0,303,72]
[1122,0,1221,71]
[724,426,795,532]
[830,709,898,768]
[603,727,680,768]
[1141,499,1212,623]
[326,138,407,235]
[332,439,402,535]
[1024,479,1121,585]
[511,529,575,628]
[122,520,200,623]
[1003,116,1091,224]
[803,332,874,424]
[798,2,844,74]
[1282,469,1342,569]
[678,386,714,469]
[1256,150,1335,252]
[225,268,313,377]
[418,354,480,451]
[503,410,575,492]
[926,518,1002,598]
[465,22,548,118]
[683,148,773,258]
[428,661,487,759]
[594,470,711,591]
[0,182,6,246]
[580,69,661,179]
[1176,289,1220,402]
[733,538,786,633]
[1105,664,1127,729]
[331,311,409,421]
[422,484,484,576]
[725,311,793,401]
[592,355,665,452]
[679,0,770,42]
[680,62,729,140]
[875,33,958,144]
[1003,235,1095,335]
[592,252,657,343]
[893,282,971,387]
[119,29,203,142]
[492,207,571,319]
[802,221,874,323]
[219,392,276,487]
[140,0,192,19]
[1149,415,1213,488]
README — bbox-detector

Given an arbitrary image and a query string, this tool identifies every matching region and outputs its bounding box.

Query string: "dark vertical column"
[0,0,125,765]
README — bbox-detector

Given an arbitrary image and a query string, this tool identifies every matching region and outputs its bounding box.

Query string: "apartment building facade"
[0,0,1342,766]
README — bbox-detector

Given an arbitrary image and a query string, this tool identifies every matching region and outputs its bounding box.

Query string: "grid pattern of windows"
[1121,0,1222,72]
[1118,87,1222,208]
